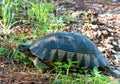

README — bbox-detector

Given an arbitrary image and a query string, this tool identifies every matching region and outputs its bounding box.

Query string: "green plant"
[13,48,33,66]
[0,47,16,60]
[64,58,77,75]
[27,1,65,34]
[0,0,22,34]
[48,16,65,31]
[90,67,112,84]
[26,1,55,34]
[65,15,77,24]
[51,60,116,84]
[0,48,8,56]
[13,48,45,72]
[27,2,54,24]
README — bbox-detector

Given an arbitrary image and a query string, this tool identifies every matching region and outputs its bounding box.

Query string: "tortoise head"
[18,44,30,54]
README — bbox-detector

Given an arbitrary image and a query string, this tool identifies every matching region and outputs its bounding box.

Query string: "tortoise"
[18,32,110,70]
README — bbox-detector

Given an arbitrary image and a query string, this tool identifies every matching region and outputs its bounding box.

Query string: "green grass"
[27,1,54,23]
[0,0,23,34]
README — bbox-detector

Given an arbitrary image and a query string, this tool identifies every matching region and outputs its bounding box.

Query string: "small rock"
[111,50,117,54]
[70,11,85,18]
[106,44,114,49]
[98,47,106,52]
[112,41,118,46]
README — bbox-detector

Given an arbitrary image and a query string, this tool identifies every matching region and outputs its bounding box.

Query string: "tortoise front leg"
[30,57,49,69]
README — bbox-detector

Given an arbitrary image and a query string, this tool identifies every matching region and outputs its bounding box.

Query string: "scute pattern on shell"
[29,32,109,68]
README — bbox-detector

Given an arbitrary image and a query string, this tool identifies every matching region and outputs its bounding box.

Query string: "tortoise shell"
[26,32,109,68]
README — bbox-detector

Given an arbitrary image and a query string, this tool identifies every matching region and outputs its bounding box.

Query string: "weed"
[12,48,33,66]
[51,60,115,84]
[0,0,22,34]
[27,2,54,23]
[48,16,65,32]
[0,48,8,56]
[27,1,65,33]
